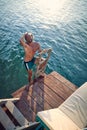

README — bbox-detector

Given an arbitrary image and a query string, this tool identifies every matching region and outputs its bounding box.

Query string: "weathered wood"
[0,98,19,106]
[43,75,74,100]
[38,82,64,106]
[0,106,15,130]
[17,84,52,112]
[47,74,74,94]
[18,88,43,113]
[32,84,58,108]
[15,99,36,122]
[50,71,77,91]
[44,81,67,100]
[12,86,26,98]
[28,82,53,109]
[6,101,29,126]
[12,71,77,122]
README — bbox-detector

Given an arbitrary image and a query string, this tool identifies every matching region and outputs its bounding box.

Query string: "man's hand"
[20,33,26,47]
[38,44,42,53]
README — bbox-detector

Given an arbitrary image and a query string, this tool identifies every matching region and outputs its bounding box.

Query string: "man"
[20,32,41,84]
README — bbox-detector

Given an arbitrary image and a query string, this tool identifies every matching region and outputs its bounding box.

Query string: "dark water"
[0,0,87,98]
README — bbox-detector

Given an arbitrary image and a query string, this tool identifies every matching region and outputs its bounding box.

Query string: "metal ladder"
[32,48,52,80]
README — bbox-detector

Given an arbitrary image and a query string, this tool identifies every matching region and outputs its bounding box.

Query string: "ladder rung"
[0,106,15,130]
[6,101,29,126]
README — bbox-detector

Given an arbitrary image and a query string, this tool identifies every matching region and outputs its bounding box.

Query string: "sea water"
[0,0,87,98]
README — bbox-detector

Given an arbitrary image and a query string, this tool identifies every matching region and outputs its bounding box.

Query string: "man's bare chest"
[30,44,38,52]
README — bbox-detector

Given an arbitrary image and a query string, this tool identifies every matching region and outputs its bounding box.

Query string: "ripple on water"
[0,0,87,98]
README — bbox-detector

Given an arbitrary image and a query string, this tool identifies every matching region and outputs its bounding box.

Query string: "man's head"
[25,33,33,44]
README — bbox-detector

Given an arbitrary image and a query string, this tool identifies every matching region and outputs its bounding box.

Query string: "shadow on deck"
[12,71,77,122]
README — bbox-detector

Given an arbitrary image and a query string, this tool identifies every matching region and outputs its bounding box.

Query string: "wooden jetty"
[12,71,77,122]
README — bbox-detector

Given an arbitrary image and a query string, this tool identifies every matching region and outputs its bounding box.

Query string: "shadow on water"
[15,76,45,122]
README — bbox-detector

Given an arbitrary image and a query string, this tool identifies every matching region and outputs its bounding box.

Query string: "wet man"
[20,32,41,84]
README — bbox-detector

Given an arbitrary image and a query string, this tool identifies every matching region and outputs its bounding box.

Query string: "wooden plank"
[38,82,64,106]
[0,106,15,130]
[50,71,77,91]
[39,78,66,100]
[6,101,29,126]
[47,74,74,93]
[12,86,26,97]
[29,82,53,109]
[13,84,52,112]
[19,90,43,113]
[11,71,77,122]
[15,99,36,122]
[0,98,19,106]
[12,86,39,121]
[32,83,59,108]
[21,85,52,111]
[42,75,74,100]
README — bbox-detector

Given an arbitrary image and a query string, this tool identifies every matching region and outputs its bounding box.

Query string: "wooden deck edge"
[50,71,77,90]
[11,85,27,97]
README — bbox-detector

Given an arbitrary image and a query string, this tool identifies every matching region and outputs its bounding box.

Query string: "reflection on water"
[0,0,87,98]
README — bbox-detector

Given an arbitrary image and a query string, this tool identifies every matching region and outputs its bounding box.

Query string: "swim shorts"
[24,57,36,70]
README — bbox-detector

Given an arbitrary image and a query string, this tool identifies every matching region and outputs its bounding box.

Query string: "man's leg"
[28,70,33,85]
[25,70,32,91]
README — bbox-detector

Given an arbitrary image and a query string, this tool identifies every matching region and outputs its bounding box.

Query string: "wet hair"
[25,33,33,43]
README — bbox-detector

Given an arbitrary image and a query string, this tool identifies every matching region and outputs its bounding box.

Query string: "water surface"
[0,0,87,98]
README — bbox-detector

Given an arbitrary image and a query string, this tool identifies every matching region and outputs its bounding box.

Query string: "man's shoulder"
[33,42,40,47]
[33,42,40,45]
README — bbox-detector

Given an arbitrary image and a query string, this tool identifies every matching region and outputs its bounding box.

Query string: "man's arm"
[20,34,27,47]
[38,44,42,53]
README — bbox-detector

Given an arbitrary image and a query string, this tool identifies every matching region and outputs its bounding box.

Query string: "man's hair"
[25,33,33,43]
